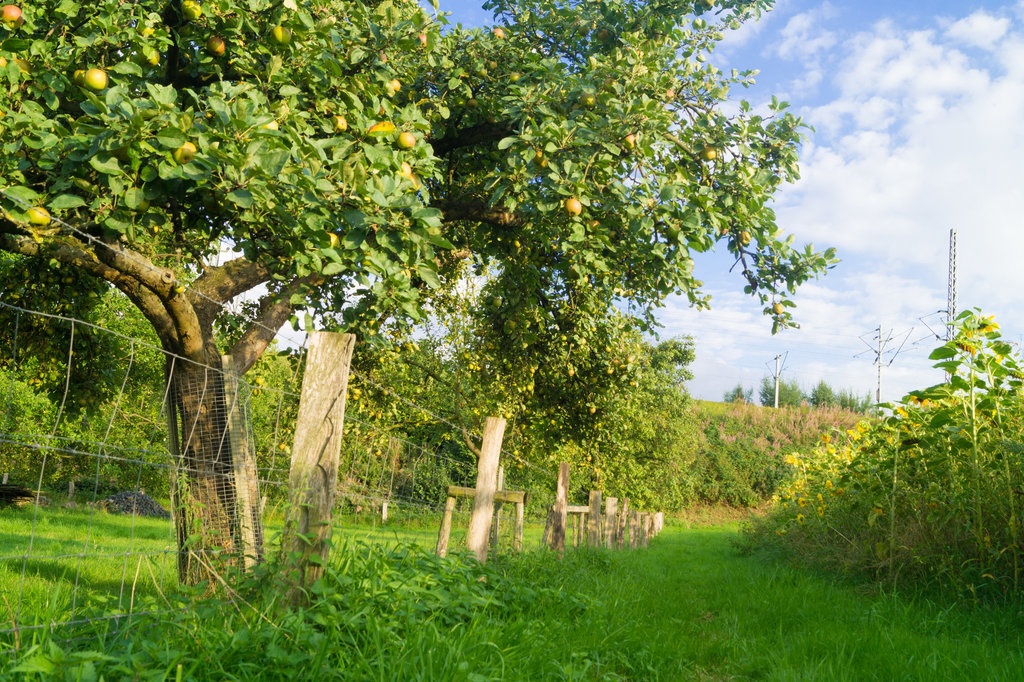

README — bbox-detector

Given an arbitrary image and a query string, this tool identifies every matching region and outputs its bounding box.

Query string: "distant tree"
[723,383,753,404]
[837,388,873,414]
[759,376,803,408]
[809,380,836,408]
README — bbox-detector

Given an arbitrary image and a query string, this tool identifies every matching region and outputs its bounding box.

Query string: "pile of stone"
[102,491,170,519]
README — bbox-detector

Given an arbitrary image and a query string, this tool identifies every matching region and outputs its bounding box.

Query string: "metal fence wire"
[0,301,561,656]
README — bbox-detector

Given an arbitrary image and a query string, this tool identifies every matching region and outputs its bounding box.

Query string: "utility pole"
[774,354,781,408]
[876,324,883,405]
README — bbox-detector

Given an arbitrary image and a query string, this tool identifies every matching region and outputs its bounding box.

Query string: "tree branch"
[0,233,179,347]
[226,274,323,375]
[191,257,273,323]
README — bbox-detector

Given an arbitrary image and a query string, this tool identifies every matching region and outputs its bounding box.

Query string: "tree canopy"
[0,0,837,581]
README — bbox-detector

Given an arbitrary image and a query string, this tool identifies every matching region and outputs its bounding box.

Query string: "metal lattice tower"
[946,228,957,341]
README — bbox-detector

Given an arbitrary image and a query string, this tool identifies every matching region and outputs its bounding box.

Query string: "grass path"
[525,522,1024,680]
[6,516,1024,680]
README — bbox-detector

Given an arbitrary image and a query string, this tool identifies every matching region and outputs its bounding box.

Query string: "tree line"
[723,377,873,413]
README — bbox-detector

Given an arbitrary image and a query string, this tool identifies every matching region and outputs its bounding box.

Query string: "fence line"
[0,300,661,659]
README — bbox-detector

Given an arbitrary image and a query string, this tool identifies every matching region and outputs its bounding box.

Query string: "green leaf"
[48,194,86,210]
[227,189,254,208]
[322,262,345,275]
[497,137,518,150]
[88,154,122,175]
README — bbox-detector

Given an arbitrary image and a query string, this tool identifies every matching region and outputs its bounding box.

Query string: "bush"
[745,311,1024,599]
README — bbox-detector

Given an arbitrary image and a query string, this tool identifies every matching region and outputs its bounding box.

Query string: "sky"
[435,0,1024,404]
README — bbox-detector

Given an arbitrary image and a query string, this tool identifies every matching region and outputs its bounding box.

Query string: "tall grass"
[6,522,1024,680]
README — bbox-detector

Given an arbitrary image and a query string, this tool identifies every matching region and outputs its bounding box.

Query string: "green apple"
[83,68,108,91]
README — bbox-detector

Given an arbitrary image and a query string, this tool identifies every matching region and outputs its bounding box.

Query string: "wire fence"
[0,299,563,656]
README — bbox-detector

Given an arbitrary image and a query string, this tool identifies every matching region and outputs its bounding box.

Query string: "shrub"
[745,311,1024,599]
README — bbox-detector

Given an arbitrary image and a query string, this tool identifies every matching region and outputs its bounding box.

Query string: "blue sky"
[435,0,1024,404]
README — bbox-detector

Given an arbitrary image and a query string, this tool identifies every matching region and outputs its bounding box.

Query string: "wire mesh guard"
[0,301,556,656]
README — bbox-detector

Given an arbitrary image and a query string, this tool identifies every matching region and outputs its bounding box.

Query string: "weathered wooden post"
[541,505,554,547]
[603,497,618,549]
[550,462,570,555]
[616,497,630,549]
[281,332,355,606]
[587,489,603,547]
[465,417,506,563]
[513,494,525,552]
[654,511,664,536]
[382,437,400,524]
[490,465,505,549]
[221,355,263,569]
[629,509,641,550]
[435,493,457,557]
[642,513,652,548]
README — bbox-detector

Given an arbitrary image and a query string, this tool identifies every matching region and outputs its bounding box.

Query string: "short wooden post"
[603,497,618,548]
[642,513,652,548]
[513,497,525,552]
[551,463,569,555]
[490,465,505,549]
[381,501,389,523]
[654,511,664,536]
[629,509,641,550]
[465,417,506,563]
[587,489,602,547]
[281,332,355,606]
[541,505,554,547]
[616,497,630,549]
[436,494,456,557]
[222,355,263,569]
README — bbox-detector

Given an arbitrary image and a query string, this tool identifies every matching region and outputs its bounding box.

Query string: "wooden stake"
[514,498,525,552]
[222,354,262,570]
[642,513,652,548]
[281,332,355,606]
[587,490,602,547]
[616,497,630,549]
[629,509,641,550]
[465,417,506,563]
[551,462,569,555]
[604,497,618,548]
[436,495,456,557]
[490,465,505,549]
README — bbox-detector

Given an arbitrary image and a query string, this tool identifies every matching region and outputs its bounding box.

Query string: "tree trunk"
[166,342,252,585]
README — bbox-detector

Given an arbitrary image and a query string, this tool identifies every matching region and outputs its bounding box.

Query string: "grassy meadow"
[3,505,1024,680]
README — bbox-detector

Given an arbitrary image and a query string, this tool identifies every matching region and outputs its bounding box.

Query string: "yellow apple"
[564,197,582,217]
[270,26,291,45]
[396,131,416,149]
[83,68,108,91]
[332,115,348,132]
[173,141,197,164]
[181,0,201,21]
[27,206,50,225]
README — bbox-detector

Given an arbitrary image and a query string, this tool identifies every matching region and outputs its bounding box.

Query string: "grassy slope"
[7,517,1024,680]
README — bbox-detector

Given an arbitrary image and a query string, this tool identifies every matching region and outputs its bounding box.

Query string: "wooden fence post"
[281,332,355,606]
[603,497,618,548]
[541,505,554,547]
[587,490,602,547]
[551,462,570,555]
[221,355,263,569]
[654,511,664,536]
[435,494,456,557]
[629,509,641,550]
[465,417,506,563]
[513,496,525,552]
[616,497,630,549]
[490,465,505,549]
[642,513,652,548]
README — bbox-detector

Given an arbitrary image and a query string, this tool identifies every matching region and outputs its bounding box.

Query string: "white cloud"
[944,10,1010,49]
[774,4,838,61]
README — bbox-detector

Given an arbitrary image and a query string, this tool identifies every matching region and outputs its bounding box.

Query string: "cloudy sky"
[438,0,1024,404]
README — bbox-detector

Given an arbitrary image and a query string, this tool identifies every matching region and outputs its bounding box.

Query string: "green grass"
[5,510,1024,680]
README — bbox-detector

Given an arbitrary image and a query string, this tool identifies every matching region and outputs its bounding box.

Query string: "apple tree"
[0,0,835,582]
